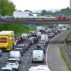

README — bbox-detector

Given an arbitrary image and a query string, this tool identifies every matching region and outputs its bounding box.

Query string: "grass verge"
[60,47,71,71]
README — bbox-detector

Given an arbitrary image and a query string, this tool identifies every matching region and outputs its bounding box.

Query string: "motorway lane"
[19,44,47,71]
[0,43,48,71]
[0,52,9,70]
[47,43,68,71]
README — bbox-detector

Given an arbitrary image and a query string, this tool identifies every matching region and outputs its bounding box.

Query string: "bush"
[0,23,36,36]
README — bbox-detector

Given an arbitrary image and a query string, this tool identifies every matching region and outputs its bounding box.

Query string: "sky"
[11,0,70,11]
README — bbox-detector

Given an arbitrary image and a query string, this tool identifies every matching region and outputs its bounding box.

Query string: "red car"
[56,16,69,20]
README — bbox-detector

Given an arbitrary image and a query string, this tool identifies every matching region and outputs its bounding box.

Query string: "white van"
[41,34,48,43]
[36,31,41,38]
[32,50,44,62]
[10,50,21,63]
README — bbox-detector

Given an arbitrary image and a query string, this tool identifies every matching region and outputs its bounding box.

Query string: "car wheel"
[32,59,34,63]
[16,69,19,71]
[42,59,44,63]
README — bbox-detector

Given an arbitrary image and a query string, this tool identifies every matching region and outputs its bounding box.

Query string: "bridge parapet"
[0,18,71,24]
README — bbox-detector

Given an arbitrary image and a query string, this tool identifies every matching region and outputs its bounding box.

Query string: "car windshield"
[15,46,23,48]
[2,70,11,71]
[34,46,43,50]
[7,60,16,63]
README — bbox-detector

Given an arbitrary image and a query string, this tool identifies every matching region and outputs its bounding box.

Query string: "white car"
[2,66,13,71]
[6,58,19,71]
[29,65,51,71]
[10,51,21,63]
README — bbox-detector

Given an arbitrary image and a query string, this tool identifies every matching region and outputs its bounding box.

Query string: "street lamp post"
[70,0,71,19]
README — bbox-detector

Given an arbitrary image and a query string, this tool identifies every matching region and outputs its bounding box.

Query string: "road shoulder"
[47,43,68,71]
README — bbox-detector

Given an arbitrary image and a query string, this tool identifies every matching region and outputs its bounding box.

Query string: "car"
[2,66,13,71]
[40,34,48,43]
[36,44,45,53]
[10,51,21,63]
[32,49,44,63]
[47,31,55,38]
[6,58,19,71]
[28,37,35,45]
[0,49,2,57]
[21,33,29,40]
[14,44,26,55]
[38,41,46,47]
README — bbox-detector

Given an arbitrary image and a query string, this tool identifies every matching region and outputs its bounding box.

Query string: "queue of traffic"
[0,29,58,71]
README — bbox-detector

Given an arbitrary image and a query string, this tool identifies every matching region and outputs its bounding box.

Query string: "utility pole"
[70,0,71,9]
[70,0,71,19]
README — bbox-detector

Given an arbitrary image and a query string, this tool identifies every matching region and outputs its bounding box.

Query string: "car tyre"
[42,59,44,63]
[32,59,34,63]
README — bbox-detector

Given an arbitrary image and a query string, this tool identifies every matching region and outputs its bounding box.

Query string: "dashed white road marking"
[46,45,49,65]
[25,61,27,64]
[27,57,28,59]
[23,66,25,68]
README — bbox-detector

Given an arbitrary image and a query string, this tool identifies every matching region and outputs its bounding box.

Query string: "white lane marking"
[25,61,26,63]
[23,66,25,68]
[46,44,51,71]
[27,57,28,59]
[46,44,50,66]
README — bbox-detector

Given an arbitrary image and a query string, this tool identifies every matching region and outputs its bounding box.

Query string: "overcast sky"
[11,0,70,11]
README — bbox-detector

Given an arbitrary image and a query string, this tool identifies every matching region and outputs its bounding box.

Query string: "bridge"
[0,18,71,24]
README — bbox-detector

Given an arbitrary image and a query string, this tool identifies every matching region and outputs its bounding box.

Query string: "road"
[0,43,48,71]
[47,43,68,71]
[0,31,70,71]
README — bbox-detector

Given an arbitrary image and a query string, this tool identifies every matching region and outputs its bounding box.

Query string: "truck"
[0,31,14,51]
[36,26,46,33]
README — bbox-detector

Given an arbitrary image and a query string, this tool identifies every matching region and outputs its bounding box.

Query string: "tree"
[60,7,71,16]
[0,0,15,16]
[41,10,47,16]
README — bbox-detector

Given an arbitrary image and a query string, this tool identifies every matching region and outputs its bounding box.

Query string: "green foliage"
[60,48,71,71]
[0,23,36,36]
[40,7,71,16]
[60,7,71,16]
[28,26,36,31]
[60,48,67,62]
[40,10,47,16]
[0,0,15,16]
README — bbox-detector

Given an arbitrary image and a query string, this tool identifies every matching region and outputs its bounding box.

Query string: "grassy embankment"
[0,23,36,36]
[60,47,71,71]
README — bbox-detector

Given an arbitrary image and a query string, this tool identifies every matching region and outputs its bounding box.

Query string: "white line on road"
[46,44,51,71]
[23,66,25,68]
[27,57,28,59]
[25,61,27,64]
[46,44,49,65]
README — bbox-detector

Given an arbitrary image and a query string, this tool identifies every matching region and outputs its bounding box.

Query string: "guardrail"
[0,18,71,24]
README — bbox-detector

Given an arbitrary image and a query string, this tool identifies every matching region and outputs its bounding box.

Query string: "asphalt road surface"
[0,43,48,71]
